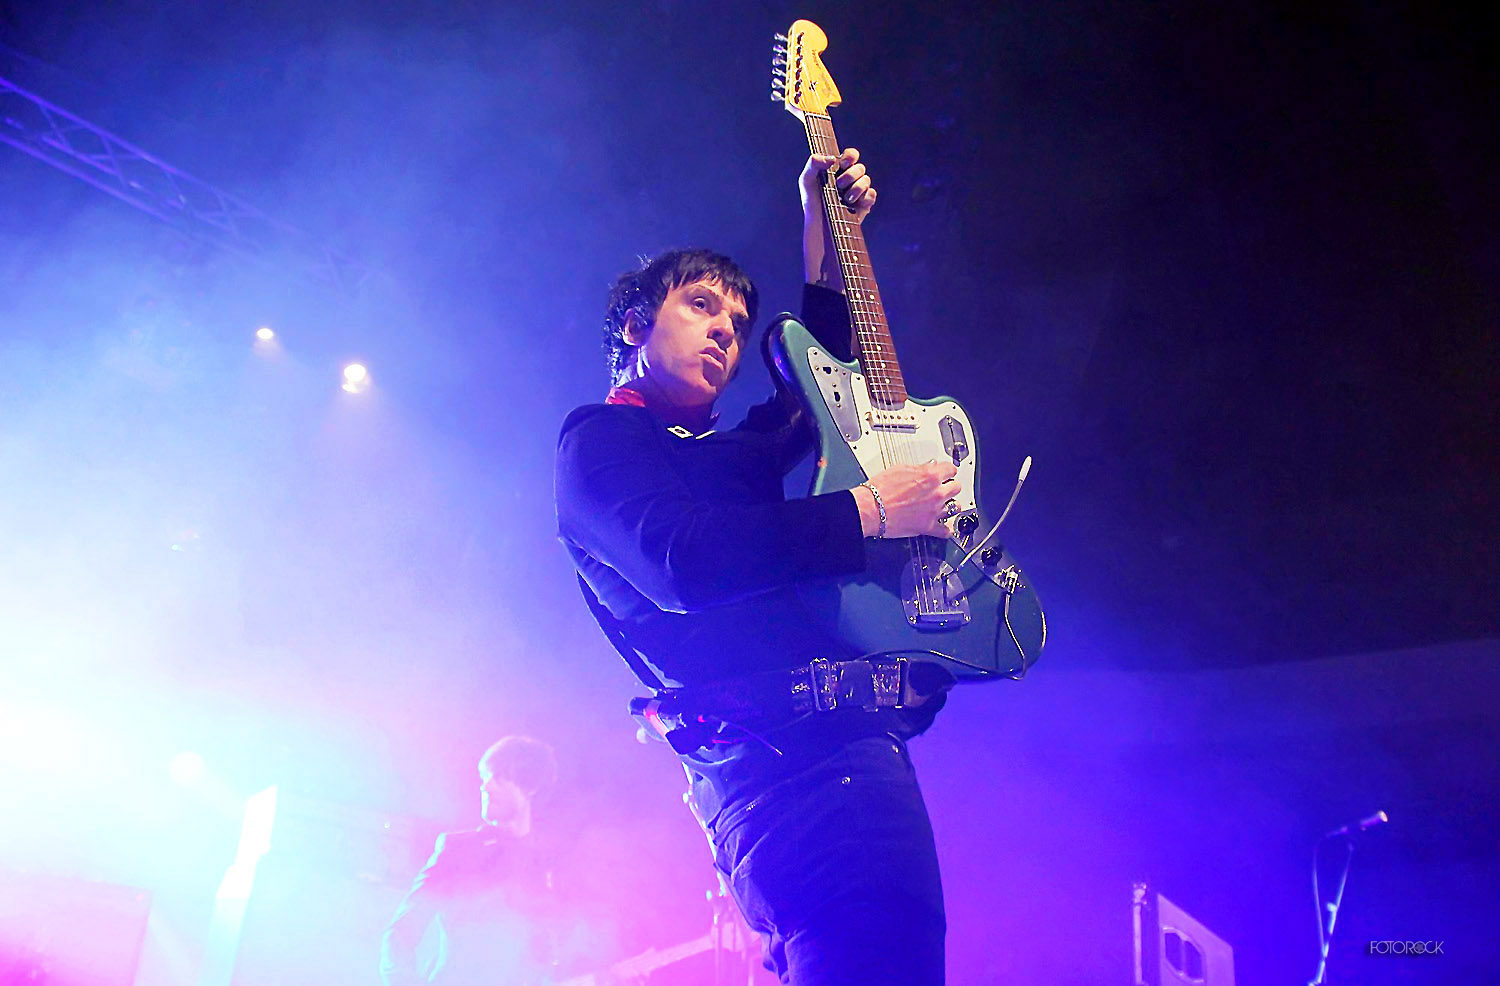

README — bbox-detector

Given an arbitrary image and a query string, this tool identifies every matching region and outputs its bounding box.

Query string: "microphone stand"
[1306,834,1357,986]
[708,874,747,986]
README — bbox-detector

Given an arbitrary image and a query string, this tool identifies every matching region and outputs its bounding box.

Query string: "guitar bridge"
[900,553,971,629]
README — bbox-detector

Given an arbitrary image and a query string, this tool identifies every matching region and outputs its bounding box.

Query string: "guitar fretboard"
[804,113,908,409]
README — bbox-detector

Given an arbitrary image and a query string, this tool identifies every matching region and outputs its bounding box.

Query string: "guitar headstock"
[771,19,842,119]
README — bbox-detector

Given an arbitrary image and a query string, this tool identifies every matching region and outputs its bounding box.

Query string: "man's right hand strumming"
[853,461,961,539]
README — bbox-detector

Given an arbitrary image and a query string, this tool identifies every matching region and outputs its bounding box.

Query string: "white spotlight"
[341,362,370,393]
[170,751,206,785]
[255,326,276,342]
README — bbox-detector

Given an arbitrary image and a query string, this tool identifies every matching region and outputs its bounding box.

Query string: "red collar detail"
[605,386,648,408]
[605,386,717,433]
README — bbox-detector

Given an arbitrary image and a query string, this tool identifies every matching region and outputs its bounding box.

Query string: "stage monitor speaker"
[1131,881,1235,986]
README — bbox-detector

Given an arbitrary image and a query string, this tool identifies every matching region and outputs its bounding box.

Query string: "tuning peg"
[772,54,787,67]
[772,67,786,80]
[771,90,784,102]
[773,32,788,42]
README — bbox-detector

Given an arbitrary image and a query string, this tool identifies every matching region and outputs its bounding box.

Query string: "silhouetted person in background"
[380,736,563,986]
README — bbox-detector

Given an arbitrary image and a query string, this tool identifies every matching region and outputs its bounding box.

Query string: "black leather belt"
[629,657,955,753]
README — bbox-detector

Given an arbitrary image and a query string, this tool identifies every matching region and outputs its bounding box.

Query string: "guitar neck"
[802,113,909,408]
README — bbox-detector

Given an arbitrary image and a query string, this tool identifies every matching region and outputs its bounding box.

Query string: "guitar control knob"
[956,514,978,536]
[980,546,1001,566]
[942,499,960,519]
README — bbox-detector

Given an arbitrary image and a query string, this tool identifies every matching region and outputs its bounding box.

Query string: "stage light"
[204,786,278,986]
[341,362,370,393]
[169,751,205,785]
[255,326,275,342]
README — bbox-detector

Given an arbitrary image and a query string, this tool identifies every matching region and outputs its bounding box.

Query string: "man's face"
[480,774,528,827]
[625,278,750,409]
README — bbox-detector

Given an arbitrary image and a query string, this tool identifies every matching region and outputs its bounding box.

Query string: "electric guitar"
[555,926,748,985]
[767,20,1046,679]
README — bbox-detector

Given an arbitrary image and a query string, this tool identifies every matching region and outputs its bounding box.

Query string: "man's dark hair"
[603,248,759,385]
[478,736,558,797]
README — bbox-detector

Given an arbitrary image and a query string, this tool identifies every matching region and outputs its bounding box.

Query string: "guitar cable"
[954,454,1031,573]
[856,647,1008,679]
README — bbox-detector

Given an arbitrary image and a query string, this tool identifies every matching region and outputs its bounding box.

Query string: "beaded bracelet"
[859,480,887,539]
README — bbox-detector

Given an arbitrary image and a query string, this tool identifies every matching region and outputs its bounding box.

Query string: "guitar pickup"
[866,409,918,431]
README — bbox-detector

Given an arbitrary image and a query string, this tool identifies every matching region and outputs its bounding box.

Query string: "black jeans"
[684,729,946,985]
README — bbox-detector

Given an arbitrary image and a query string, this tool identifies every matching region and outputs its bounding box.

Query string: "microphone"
[1324,810,1389,839]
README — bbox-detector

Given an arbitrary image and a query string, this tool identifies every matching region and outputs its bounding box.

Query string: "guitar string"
[806,115,941,617]
[808,115,943,616]
[807,117,939,617]
[805,119,903,507]
[807,119,901,475]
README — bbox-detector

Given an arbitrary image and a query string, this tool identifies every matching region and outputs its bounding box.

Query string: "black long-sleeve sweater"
[555,285,867,686]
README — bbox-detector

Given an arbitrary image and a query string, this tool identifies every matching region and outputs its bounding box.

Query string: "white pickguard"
[806,346,978,534]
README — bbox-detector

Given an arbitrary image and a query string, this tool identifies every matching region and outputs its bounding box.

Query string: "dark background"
[3,0,1494,668]
[1,1,1494,983]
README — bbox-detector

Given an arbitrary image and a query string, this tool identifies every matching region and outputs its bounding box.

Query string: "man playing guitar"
[554,145,959,985]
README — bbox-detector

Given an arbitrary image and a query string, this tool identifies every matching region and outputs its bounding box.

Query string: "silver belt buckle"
[872,658,908,709]
[808,657,911,712]
[838,659,879,712]
[809,657,839,711]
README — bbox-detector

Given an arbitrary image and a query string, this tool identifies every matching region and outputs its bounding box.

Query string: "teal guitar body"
[767,316,1046,679]
[769,21,1046,679]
